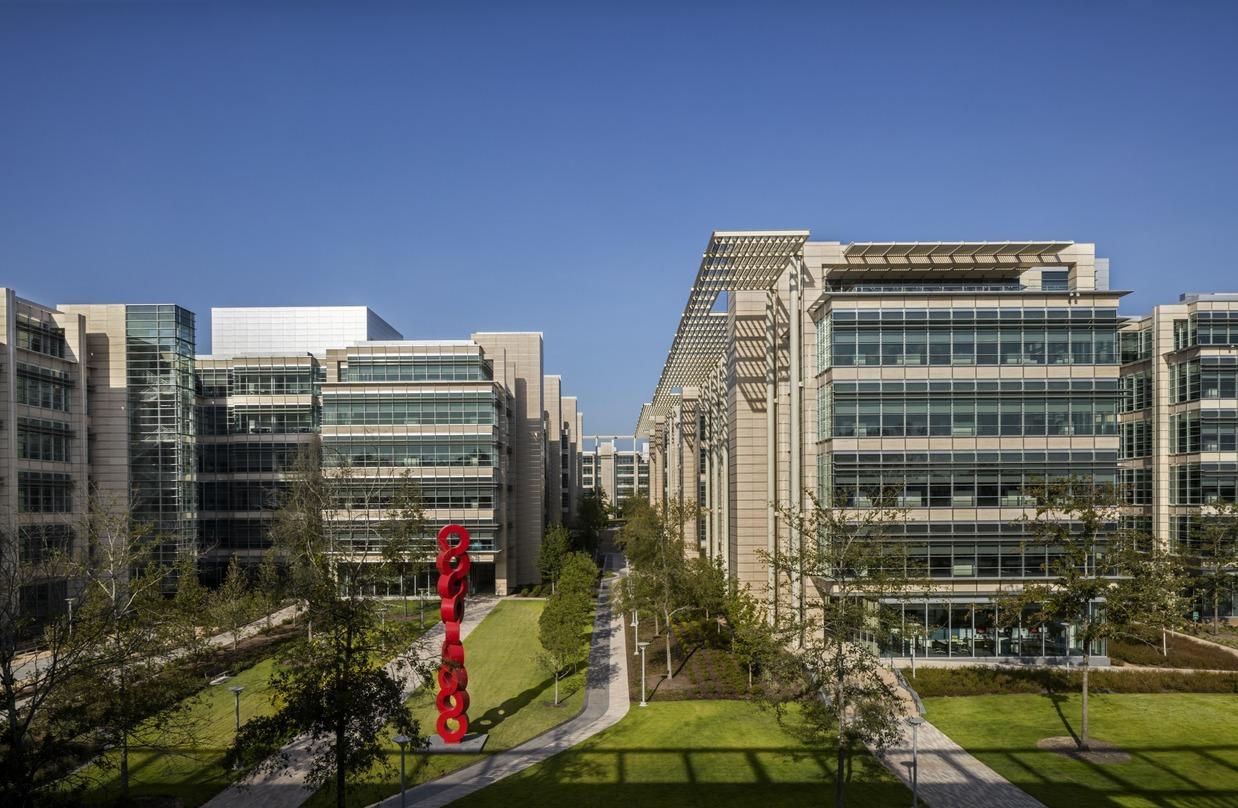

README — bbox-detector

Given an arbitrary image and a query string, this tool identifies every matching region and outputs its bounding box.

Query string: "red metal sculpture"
[434,524,471,743]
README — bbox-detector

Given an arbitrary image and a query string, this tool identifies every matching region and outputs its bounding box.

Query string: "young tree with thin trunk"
[537,590,590,705]
[1194,501,1238,634]
[538,523,572,593]
[616,497,696,680]
[235,445,425,808]
[210,555,255,652]
[997,477,1145,752]
[764,490,913,808]
[724,584,775,690]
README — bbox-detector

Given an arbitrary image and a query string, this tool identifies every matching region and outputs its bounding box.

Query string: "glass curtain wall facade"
[125,306,198,564]
[1122,295,1238,620]
[195,354,321,578]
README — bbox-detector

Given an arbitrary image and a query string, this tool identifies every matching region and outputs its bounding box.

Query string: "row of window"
[1169,463,1238,505]
[199,370,320,397]
[1171,360,1238,402]
[16,321,67,358]
[17,420,72,462]
[832,379,1119,396]
[322,439,498,468]
[1120,328,1153,363]
[1123,371,1153,412]
[1175,314,1238,349]
[16,368,71,412]
[339,359,493,382]
[829,307,1119,324]
[1121,468,1152,505]
[829,326,1118,368]
[1120,420,1152,459]
[199,406,318,435]
[199,442,305,473]
[19,524,75,563]
[1170,413,1238,453]
[323,397,497,426]
[825,466,1116,508]
[827,396,1118,439]
[18,472,73,513]
[333,484,497,511]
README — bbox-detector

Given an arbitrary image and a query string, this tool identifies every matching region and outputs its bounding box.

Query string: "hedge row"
[901,665,1238,697]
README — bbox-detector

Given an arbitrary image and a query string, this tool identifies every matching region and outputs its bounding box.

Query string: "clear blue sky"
[3,1,1236,433]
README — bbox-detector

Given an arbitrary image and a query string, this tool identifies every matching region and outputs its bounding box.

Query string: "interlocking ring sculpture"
[435,524,471,743]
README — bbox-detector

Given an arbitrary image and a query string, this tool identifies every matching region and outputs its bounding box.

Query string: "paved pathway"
[876,718,1047,808]
[374,554,630,808]
[204,596,498,808]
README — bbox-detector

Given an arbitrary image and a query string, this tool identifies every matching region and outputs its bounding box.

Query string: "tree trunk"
[120,733,130,803]
[554,672,560,706]
[834,739,846,808]
[664,615,673,679]
[748,662,753,689]
[1215,592,1222,635]
[1080,659,1091,751]
[1162,628,1168,657]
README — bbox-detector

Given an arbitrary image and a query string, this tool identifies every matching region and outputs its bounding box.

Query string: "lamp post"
[65,597,75,638]
[907,715,924,807]
[393,734,411,808]
[637,641,650,707]
[229,686,245,769]
[631,610,640,657]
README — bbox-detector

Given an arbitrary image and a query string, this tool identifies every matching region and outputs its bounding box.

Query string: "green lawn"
[307,598,590,807]
[454,700,909,808]
[66,654,283,806]
[925,693,1238,808]
[68,617,436,807]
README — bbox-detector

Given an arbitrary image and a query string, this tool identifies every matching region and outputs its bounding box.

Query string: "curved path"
[204,596,498,808]
[373,553,630,808]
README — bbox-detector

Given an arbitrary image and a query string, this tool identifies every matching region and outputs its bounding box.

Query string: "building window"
[18,472,73,513]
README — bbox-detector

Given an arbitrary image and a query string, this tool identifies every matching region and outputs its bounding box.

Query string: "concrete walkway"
[374,553,630,808]
[204,596,498,808]
[876,719,1047,808]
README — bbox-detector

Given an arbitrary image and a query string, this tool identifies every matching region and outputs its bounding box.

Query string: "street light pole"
[637,641,650,707]
[229,686,245,769]
[908,715,924,808]
[65,597,75,638]
[631,610,640,657]
[393,734,410,808]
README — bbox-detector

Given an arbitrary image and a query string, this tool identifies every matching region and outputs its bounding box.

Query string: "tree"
[1107,530,1190,657]
[0,524,100,807]
[538,523,572,592]
[172,550,209,642]
[255,550,286,631]
[1193,502,1238,634]
[765,489,913,808]
[616,497,699,679]
[68,494,202,803]
[557,552,599,599]
[724,584,776,690]
[236,445,425,808]
[537,591,590,705]
[575,490,610,556]
[210,555,255,652]
[997,477,1152,752]
[684,556,727,621]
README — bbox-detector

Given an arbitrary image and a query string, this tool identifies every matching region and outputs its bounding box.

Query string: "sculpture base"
[423,733,489,754]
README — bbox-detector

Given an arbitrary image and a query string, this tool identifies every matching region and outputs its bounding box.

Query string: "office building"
[1,290,90,617]
[1121,293,1238,619]
[59,303,199,568]
[640,232,1125,659]
[211,306,401,356]
[581,436,649,508]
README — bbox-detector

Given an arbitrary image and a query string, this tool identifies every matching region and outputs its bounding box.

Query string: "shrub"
[902,665,1238,697]
[1109,634,1238,671]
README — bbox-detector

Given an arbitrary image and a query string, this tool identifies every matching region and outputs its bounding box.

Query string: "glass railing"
[828,282,1071,294]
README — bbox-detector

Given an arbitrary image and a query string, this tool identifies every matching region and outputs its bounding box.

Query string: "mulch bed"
[625,615,753,702]
[1037,735,1131,764]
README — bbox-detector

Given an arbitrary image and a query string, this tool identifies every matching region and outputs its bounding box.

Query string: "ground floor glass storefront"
[876,599,1102,659]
